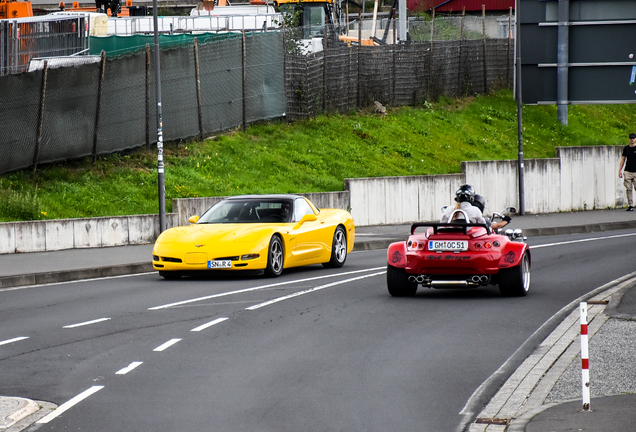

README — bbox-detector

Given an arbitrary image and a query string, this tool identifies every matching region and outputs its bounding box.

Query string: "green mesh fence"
[89,32,240,57]
[0,31,286,174]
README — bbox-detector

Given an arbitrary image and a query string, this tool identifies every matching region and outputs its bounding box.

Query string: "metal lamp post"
[152,0,167,232]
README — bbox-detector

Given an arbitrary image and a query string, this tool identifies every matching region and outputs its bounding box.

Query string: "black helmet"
[473,194,486,213]
[455,184,475,203]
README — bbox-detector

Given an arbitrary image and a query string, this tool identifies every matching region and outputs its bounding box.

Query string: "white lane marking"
[0,336,29,346]
[115,361,143,375]
[247,271,386,310]
[36,385,104,424]
[153,338,182,352]
[63,318,111,329]
[532,232,636,249]
[191,317,228,332]
[148,267,386,310]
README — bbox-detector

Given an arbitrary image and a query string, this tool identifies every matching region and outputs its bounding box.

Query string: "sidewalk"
[2,208,636,431]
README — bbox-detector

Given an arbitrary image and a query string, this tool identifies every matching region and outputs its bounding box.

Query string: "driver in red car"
[440,184,510,230]
[473,193,511,231]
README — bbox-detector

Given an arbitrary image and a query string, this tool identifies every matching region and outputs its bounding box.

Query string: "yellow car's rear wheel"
[264,235,284,277]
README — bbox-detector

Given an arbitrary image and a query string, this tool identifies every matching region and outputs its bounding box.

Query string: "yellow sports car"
[153,194,355,279]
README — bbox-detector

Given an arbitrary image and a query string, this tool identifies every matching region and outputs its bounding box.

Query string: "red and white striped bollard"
[580,301,591,411]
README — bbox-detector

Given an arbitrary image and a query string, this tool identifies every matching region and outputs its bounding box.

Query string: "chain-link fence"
[0,15,90,76]
[285,37,513,121]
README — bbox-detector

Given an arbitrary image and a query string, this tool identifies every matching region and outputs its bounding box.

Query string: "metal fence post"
[194,38,204,141]
[482,5,488,94]
[92,51,106,163]
[357,9,361,108]
[33,60,48,173]
[458,8,465,95]
[242,30,247,132]
[323,15,328,113]
[145,43,151,148]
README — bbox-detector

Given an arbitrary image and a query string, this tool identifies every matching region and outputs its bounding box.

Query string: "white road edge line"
[36,385,104,424]
[191,317,228,332]
[115,361,143,375]
[0,336,29,346]
[63,318,111,329]
[532,232,636,249]
[246,271,386,310]
[153,338,182,352]
[148,267,386,310]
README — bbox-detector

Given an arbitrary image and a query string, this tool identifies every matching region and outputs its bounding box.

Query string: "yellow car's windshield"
[198,199,293,224]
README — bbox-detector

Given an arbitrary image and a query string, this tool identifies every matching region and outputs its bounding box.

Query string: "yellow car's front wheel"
[264,235,284,277]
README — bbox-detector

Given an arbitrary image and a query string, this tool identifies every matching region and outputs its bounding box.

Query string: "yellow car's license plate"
[208,260,232,269]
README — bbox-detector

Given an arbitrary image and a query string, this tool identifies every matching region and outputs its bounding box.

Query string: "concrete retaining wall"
[347,146,624,225]
[0,146,626,254]
[0,214,178,254]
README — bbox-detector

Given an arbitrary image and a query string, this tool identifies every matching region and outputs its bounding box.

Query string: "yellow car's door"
[289,198,331,263]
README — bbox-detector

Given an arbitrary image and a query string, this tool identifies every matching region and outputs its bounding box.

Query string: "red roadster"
[386,210,530,297]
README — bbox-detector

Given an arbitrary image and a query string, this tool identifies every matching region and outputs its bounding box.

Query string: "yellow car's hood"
[157,223,282,246]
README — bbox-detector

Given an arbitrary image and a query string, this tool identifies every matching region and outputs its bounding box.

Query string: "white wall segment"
[45,220,75,251]
[74,218,103,248]
[0,223,16,254]
[0,146,629,254]
[14,221,46,253]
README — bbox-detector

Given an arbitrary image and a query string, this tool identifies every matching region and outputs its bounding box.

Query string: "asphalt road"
[1,229,635,432]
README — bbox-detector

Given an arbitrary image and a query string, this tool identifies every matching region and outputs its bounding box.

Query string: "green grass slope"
[1,90,634,222]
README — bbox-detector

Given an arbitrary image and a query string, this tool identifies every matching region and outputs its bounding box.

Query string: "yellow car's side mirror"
[188,215,200,224]
[293,213,317,229]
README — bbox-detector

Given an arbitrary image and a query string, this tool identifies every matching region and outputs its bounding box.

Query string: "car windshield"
[197,199,293,224]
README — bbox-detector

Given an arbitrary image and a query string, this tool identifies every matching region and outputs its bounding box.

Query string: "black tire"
[159,271,182,280]
[499,252,531,297]
[387,265,418,297]
[264,235,284,277]
[323,226,347,268]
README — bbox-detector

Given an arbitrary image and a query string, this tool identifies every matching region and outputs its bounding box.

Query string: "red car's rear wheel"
[387,265,418,297]
[499,252,530,297]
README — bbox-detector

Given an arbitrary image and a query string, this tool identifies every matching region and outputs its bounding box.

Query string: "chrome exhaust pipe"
[431,280,470,287]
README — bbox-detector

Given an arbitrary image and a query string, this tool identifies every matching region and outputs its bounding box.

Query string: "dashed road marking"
[0,336,28,346]
[153,338,182,352]
[63,318,111,329]
[116,361,143,375]
[191,317,228,332]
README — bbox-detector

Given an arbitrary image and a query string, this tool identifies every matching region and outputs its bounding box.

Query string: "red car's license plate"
[427,240,468,252]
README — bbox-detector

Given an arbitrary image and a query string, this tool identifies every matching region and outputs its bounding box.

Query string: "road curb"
[0,263,154,289]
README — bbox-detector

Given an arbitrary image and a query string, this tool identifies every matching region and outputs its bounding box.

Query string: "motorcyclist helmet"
[473,194,486,213]
[455,184,476,203]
